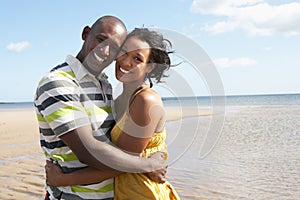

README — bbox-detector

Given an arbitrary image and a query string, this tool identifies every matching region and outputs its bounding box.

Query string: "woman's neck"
[114,81,147,120]
[121,81,147,100]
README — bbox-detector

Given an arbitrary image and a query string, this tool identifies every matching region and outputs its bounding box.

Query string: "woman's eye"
[134,57,142,62]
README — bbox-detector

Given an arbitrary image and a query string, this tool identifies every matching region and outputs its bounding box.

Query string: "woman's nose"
[119,54,131,67]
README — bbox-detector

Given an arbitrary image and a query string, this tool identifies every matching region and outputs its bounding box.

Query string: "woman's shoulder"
[134,87,162,106]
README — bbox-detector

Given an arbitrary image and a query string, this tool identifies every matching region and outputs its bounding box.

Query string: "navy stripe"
[50,62,68,72]
[36,80,77,99]
[104,121,115,141]
[80,94,91,102]
[40,94,80,111]
[53,118,90,136]
[35,104,44,113]
[106,94,113,100]
[39,128,55,136]
[79,81,97,88]
[87,93,104,101]
[41,140,66,149]
[81,93,113,101]
[101,120,115,129]
[61,165,87,174]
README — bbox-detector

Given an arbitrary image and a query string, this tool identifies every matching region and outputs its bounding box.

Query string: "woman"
[46,28,180,199]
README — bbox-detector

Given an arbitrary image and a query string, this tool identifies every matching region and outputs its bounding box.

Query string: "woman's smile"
[119,66,131,74]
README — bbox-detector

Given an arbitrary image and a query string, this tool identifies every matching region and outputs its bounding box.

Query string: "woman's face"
[115,36,153,84]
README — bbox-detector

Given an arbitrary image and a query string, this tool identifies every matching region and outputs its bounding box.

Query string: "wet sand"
[0,108,212,199]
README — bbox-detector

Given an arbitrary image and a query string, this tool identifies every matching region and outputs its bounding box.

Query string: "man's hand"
[45,160,64,186]
[145,166,168,183]
[145,151,168,183]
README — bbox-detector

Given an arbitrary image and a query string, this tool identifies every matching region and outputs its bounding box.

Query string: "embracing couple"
[34,15,180,200]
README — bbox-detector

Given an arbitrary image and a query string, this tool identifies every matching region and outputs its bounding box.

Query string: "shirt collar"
[65,55,109,82]
[65,55,94,81]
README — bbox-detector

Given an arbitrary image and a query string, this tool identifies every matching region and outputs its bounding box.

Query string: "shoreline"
[0,107,213,199]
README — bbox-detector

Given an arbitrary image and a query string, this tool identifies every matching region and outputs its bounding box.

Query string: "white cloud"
[202,21,237,34]
[6,41,31,52]
[213,57,258,68]
[263,46,272,51]
[191,0,264,16]
[191,0,300,36]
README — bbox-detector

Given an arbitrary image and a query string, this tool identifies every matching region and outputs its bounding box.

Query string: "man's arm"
[46,160,121,186]
[59,125,166,173]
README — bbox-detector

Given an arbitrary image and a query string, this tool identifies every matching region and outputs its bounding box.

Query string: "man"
[34,16,166,200]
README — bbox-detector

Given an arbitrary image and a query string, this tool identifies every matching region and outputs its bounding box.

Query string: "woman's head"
[115,28,172,87]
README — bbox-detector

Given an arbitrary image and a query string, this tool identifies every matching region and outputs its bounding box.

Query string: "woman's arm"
[45,160,122,186]
[116,90,168,182]
[116,89,165,154]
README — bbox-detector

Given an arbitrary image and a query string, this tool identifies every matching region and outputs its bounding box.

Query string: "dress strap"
[128,85,149,108]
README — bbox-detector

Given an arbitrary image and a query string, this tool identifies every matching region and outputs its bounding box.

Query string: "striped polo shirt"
[34,55,115,199]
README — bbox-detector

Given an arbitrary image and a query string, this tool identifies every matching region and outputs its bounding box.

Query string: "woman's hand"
[45,160,65,186]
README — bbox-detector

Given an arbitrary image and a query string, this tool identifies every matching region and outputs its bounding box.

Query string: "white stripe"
[37,120,50,129]
[48,111,88,130]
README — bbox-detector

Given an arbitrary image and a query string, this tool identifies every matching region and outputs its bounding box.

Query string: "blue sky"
[1,0,300,102]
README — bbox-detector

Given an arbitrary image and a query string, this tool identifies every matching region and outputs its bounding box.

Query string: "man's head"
[77,16,127,76]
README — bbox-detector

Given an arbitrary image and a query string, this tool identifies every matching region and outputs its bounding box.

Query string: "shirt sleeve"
[35,71,90,137]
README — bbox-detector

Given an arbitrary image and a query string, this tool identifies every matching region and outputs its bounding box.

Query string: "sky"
[1,0,300,102]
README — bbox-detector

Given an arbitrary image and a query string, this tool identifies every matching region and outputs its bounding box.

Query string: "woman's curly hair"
[124,28,173,87]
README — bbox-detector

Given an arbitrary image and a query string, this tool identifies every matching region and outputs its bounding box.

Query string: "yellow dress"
[111,88,180,200]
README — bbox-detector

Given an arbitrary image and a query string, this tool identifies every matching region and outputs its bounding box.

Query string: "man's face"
[82,22,127,75]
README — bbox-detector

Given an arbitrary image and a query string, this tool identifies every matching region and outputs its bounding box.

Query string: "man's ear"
[82,26,91,40]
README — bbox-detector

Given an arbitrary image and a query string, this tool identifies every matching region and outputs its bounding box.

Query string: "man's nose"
[100,45,110,57]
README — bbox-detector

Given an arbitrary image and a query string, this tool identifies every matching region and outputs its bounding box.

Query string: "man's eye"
[97,37,105,43]
[109,45,119,54]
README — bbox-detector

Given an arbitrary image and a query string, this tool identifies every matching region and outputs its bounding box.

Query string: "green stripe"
[101,106,112,114]
[57,71,75,79]
[44,151,79,162]
[38,77,45,85]
[36,113,46,122]
[85,106,109,117]
[67,71,75,78]
[71,183,113,193]
[45,105,83,123]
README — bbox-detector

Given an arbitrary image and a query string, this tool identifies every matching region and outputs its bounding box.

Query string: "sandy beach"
[0,105,299,199]
[0,109,44,199]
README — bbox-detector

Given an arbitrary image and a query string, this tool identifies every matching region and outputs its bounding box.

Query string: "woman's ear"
[82,26,91,40]
[147,63,155,73]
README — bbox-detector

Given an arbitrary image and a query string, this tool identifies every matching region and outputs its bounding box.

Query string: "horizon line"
[1,92,300,103]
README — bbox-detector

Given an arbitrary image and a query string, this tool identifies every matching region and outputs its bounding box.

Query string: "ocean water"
[162,93,300,107]
[164,93,300,199]
[0,102,33,110]
[1,93,299,110]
